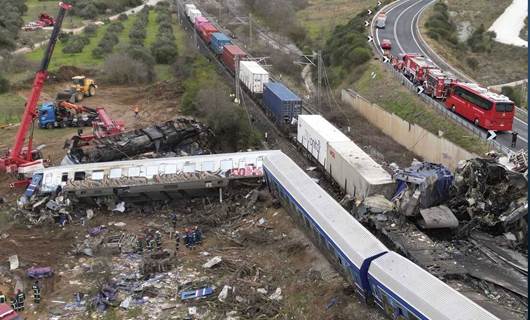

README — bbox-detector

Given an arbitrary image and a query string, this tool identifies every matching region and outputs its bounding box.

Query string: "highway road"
[373,0,528,152]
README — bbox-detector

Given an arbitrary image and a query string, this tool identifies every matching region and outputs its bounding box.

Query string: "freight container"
[263,82,302,125]
[296,115,349,167]
[221,44,247,74]
[185,4,196,19]
[327,140,395,199]
[210,32,232,55]
[238,61,269,94]
[197,22,218,43]
[194,16,208,28]
[188,9,202,24]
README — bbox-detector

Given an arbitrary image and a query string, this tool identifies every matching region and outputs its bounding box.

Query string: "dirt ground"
[0,186,385,320]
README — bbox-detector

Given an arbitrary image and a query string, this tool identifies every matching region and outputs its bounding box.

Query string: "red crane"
[0,2,72,176]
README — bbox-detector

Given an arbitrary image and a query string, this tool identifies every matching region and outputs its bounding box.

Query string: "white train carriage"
[263,151,388,299]
[368,251,500,320]
[35,151,274,197]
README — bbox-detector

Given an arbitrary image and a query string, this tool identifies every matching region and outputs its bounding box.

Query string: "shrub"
[84,24,98,37]
[62,34,90,54]
[425,1,458,46]
[80,3,98,19]
[127,45,156,66]
[151,40,178,64]
[102,53,153,84]
[118,13,128,21]
[92,47,105,58]
[0,76,10,94]
[466,57,479,70]
[107,22,125,34]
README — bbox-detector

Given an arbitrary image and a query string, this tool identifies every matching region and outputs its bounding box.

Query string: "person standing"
[511,131,518,148]
[175,231,180,252]
[16,289,25,311]
[32,281,41,304]
[0,291,5,304]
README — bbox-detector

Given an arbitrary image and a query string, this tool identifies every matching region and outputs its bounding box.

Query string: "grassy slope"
[352,62,489,154]
[420,0,527,85]
[24,0,84,29]
[0,94,25,125]
[296,0,373,44]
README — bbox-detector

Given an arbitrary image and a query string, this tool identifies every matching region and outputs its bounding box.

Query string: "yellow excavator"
[56,75,97,102]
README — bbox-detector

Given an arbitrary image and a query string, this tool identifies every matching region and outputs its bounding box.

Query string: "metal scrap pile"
[448,158,528,243]
[65,116,212,164]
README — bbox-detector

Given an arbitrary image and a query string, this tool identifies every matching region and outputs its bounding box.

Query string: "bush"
[118,13,128,21]
[107,22,125,34]
[80,3,98,19]
[92,47,105,58]
[466,57,479,70]
[151,40,178,64]
[0,76,10,94]
[62,36,90,54]
[102,53,154,84]
[467,24,495,53]
[127,45,156,66]
[351,47,371,65]
[84,24,98,37]
[425,2,458,46]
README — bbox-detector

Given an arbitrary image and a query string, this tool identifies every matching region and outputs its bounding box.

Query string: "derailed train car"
[263,151,499,320]
[297,115,395,199]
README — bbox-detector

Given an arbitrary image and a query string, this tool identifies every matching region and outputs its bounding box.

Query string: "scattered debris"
[8,255,19,271]
[418,205,459,229]
[269,287,282,301]
[27,267,54,279]
[203,256,222,269]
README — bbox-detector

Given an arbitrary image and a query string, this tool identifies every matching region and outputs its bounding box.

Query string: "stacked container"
[238,61,269,94]
[221,45,247,74]
[184,4,197,19]
[263,82,302,125]
[194,16,208,28]
[210,32,232,55]
[188,9,202,24]
[197,22,218,43]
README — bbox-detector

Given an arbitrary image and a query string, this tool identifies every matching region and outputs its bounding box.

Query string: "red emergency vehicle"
[444,82,515,131]
[0,303,22,320]
[423,68,456,99]
[401,54,437,84]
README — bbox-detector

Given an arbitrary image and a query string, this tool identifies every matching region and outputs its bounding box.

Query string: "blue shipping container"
[210,32,232,55]
[263,82,302,125]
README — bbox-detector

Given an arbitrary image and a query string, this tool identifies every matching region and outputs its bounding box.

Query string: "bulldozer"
[57,76,97,102]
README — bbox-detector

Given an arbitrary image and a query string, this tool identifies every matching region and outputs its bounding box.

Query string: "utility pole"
[316,50,322,110]
[296,51,323,110]
[176,0,181,24]
[249,13,253,48]
[235,55,241,104]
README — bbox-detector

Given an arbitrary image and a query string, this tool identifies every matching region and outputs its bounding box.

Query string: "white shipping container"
[238,61,269,93]
[296,115,349,167]
[188,9,202,23]
[185,4,197,18]
[327,140,395,199]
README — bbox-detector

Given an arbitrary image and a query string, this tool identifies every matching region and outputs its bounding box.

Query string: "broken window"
[146,166,158,178]
[202,161,215,172]
[183,162,196,173]
[164,165,177,175]
[61,173,68,182]
[128,167,140,177]
[109,168,122,179]
[74,172,86,181]
[91,170,105,180]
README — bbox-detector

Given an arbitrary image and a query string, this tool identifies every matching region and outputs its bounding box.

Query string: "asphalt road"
[374,0,528,152]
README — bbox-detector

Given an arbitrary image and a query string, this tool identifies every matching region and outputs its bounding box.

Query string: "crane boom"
[1,2,72,174]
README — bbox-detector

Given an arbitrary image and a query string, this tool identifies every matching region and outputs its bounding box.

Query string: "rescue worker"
[32,281,41,304]
[193,226,202,244]
[170,212,178,229]
[137,236,144,254]
[134,106,140,118]
[0,291,5,303]
[155,231,162,251]
[16,289,25,311]
[175,231,181,251]
[184,228,191,249]
[11,296,18,311]
[512,131,518,148]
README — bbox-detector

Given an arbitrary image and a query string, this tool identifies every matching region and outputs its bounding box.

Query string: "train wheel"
[46,123,53,129]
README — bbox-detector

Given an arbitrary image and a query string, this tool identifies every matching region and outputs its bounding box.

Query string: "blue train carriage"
[263,151,388,300]
[263,82,302,130]
[210,32,232,55]
[368,251,500,320]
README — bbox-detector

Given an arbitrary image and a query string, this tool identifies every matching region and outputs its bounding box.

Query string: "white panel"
[91,171,104,180]
[109,168,122,179]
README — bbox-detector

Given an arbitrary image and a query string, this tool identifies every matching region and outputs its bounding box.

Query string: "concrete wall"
[341,89,477,170]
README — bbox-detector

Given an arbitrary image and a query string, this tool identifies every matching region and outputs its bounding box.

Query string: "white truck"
[376,12,386,29]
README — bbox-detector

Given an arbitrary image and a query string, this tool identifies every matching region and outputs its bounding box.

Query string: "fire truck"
[399,54,438,85]
[423,68,457,99]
